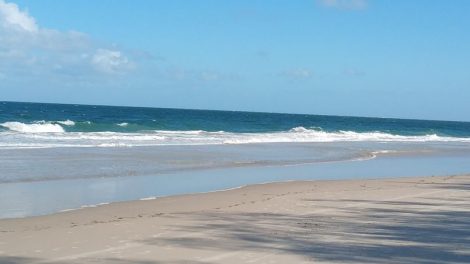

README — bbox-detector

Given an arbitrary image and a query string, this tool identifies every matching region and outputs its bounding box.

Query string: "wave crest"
[0,122,65,133]
[0,125,469,149]
[57,120,75,126]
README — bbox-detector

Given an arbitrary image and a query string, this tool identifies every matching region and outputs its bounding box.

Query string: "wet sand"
[1,174,470,263]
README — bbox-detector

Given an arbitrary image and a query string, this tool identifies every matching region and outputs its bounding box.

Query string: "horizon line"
[1,100,469,124]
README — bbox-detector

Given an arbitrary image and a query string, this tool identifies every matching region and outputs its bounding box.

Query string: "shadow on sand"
[139,181,470,263]
[2,180,470,263]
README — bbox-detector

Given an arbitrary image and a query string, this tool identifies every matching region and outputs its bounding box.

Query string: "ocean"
[1,101,470,149]
[1,101,470,218]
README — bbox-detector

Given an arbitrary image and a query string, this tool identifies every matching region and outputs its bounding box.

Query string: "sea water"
[1,101,470,218]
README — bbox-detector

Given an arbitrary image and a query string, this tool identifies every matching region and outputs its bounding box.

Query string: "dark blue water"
[1,101,470,136]
[1,101,470,218]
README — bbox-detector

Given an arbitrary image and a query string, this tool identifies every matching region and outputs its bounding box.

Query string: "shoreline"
[0,173,463,220]
[2,174,470,263]
[3,149,470,220]
[8,172,456,218]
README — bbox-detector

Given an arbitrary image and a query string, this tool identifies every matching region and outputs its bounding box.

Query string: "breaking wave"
[57,120,75,126]
[0,121,66,133]
[0,124,469,149]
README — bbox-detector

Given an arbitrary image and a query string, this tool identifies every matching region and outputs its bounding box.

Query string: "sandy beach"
[2,0,470,262]
[1,174,470,263]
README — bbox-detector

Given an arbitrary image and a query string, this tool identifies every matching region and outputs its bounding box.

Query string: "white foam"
[289,126,310,133]
[57,120,75,126]
[117,122,129,127]
[80,202,109,208]
[372,150,399,155]
[0,126,469,149]
[0,122,65,133]
[140,196,158,201]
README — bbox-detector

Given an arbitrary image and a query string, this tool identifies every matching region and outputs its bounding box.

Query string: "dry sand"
[1,175,470,263]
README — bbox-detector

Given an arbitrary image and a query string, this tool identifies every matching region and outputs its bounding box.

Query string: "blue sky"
[1,0,469,121]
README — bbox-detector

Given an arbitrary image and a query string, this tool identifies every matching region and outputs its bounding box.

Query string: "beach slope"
[1,175,470,263]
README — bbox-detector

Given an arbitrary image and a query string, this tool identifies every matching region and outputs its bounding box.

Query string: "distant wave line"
[1,123,470,149]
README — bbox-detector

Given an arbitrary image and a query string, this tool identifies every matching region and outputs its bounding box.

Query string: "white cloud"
[0,0,37,32]
[317,0,367,10]
[161,67,239,83]
[92,49,133,74]
[0,0,135,80]
[281,68,314,80]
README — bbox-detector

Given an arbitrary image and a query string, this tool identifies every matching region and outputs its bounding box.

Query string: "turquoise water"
[1,101,470,149]
[1,101,470,218]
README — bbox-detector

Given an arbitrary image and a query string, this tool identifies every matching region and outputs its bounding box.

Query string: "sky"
[0,0,469,121]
